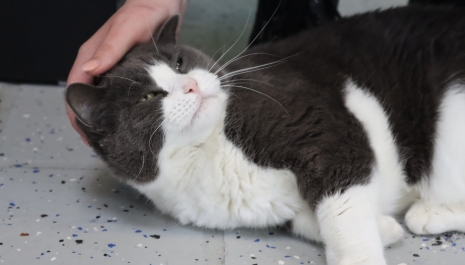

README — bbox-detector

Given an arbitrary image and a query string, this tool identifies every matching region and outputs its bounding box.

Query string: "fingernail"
[81,60,100,72]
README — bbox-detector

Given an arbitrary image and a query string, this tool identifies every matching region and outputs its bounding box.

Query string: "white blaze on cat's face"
[147,63,227,134]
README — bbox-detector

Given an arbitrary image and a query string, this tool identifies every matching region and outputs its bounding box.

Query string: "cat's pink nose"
[183,78,199,94]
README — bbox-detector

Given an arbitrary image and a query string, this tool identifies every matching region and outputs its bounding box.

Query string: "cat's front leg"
[316,182,387,265]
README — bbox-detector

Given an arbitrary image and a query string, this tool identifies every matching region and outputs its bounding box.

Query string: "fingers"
[81,5,171,77]
[67,22,111,85]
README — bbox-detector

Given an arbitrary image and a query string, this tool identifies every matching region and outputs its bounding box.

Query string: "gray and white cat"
[66,6,465,265]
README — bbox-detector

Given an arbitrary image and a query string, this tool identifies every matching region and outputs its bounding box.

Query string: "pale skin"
[66,0,188,145]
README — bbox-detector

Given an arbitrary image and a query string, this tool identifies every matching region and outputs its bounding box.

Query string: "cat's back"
[241,5,465,85]
[223,5,465,196]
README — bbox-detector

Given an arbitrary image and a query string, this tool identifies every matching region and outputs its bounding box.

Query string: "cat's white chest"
[133,126,305,229]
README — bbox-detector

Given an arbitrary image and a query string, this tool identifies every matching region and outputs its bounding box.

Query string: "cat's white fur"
[406,86,465,235]
[131,63,465,265]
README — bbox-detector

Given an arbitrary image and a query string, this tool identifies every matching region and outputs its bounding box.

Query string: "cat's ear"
[65,83,105,130]
[156,15,179,44]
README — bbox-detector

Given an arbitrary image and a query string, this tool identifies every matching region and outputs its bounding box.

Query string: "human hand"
[66,0,187,146]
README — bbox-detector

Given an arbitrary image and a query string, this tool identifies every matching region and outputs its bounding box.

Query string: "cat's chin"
[188,92,227,131]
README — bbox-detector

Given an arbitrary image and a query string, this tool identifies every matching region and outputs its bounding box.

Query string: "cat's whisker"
[148,116,165,156]
[133,153,145,182]
[214,53,283,75]
[208,3,254,72]
[207,45,226,71]
[98,75,141,84]
[219,59,288,80]
[221,84,288,114]
[149,124,164,156]
[219,53,300,80]
[216,2,282,75]
[127,81,137,97]
[143,11,159,54]
[227,91,242,100]
[222,78,276,87]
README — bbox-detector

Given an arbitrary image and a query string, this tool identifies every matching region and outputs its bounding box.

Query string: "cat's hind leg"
[292,203,403,248]
[317,181,387,265]
[406,201,465,235]
[405,87,465,235]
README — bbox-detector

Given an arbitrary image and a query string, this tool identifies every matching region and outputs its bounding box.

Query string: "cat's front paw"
[378,215,403,246]
[334,256,387,265]
[405,201,465,235]
[326,249,387,265]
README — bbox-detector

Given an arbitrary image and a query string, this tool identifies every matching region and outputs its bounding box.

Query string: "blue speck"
[143,235,147,238]
[135,230,142,233]
[269,231,274,235]
[452,243,457,247]
[78,227,82,230]
[33,169,40,173]
[423,238,430,241]
[0,184,3,187]
[285,256,291,258]
[25,138,31,142]
[14,164,22,168]
[163,229,167,231]
[41,253,44,256]
[102,229,107,232]
[108,244,116,248]
[254,239,260,242]
[50,129,55,134]
[72,234,78,237]
[9,202,15,207]
[49,174,54,178]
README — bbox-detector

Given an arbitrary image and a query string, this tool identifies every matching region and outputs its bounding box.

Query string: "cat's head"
[66,16,228,183]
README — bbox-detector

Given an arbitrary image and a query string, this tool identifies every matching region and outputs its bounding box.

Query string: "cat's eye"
[176,57,183,71]
[139,92,156,102]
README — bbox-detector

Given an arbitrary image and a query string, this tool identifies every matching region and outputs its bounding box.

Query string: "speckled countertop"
[1,1,463,264]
